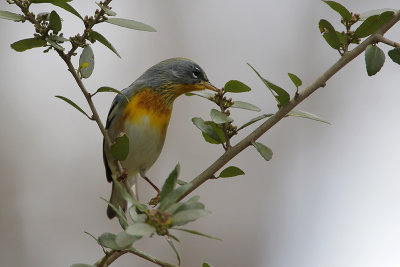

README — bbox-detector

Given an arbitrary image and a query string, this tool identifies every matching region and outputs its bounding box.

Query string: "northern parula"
[103,57,217,219]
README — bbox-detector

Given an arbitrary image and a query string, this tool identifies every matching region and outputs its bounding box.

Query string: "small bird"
[103,57,217,219]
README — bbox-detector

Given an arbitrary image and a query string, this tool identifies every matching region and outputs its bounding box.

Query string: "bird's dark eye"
[192,67,201,79]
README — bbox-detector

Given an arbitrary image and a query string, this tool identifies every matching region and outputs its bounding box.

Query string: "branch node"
[376,34,400,48]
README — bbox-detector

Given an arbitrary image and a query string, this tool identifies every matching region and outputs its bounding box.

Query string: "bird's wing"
[103,138,113,182]
[102,85,139,183]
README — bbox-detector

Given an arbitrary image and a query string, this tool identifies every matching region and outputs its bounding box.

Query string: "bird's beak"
[200,81,219,92]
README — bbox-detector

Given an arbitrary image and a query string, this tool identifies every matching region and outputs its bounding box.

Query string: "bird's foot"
[117,168,128,182]
[148,192,160,207]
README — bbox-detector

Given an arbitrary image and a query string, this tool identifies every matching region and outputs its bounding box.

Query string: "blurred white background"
[1,1,400,266]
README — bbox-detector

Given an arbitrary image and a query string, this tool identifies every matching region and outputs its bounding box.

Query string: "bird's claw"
[117,168,128,182]
[148,192,160,207]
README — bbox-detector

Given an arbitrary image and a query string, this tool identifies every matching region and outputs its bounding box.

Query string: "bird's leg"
[144,176,161,206]
[140,170,161,206]
[116,168,128,182]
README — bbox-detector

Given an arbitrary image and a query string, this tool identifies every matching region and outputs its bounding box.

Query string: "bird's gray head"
[132,58,217,104]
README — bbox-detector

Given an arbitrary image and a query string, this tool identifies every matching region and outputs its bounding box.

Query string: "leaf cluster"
[89,164,218,266]
[1,0,156,121]
[319,1,399,76]
[2,0,155,57]
[188,64,329,176]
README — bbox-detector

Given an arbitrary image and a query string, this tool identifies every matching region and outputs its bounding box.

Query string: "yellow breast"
[123,88,172,135]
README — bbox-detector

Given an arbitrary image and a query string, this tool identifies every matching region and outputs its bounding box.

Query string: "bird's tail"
[107,176,137,219]
[107,182,127,219]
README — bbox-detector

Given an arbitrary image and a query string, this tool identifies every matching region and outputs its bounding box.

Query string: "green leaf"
[176,179,188,185]
[95,86,129,102]
[49,35,69,42]
[115,231,139,248]
[365,44,385,76]
[52,2,82,20]
[129,206,138,222]
[174,201,205,214]
[336,31,347,45]
[166,196,205,214]
[252,141,273,161]
[287,109,330,124]
[231,101,261,111]
[248,64,290,107]
[388,48,400,65]
[55,95,90,119]
[318,19,341,50]
[135,214,147,223]
[10,38,46,52]
[125,223,156,236]
[360,8,396,20]
[204,121,226,143]
[170,196,204,214]
[377,10,395,26]
[224,80,251,93]
[118,206,128,230]
[89,31,120,58]
[112,179,149,214]
[173,228,222,241]
[288,73,302,88]
[0,10,25,21]
[192,117,223,144]
[97,233,121,250]
[185,91,214,99]
[84,231,99,243]
[160,163,180,203]
[49,10,62,33]
[203,263,214,267]
[45,37,64,51]
[354,15,379,38]
[168,234,180,242]
[262,78,290,106]
[210,109,233,124]
[107,18,156,32]
[31,0,71,3]
[71,264,95,267]
[166,238,181,265]
[158,183,192,211]
[171,209,209,226]
[237,113,274,131]
[322,1,352,21]
[79,45,95,79]
[96,2,116,16]
[110,133,129,161]
[355,11,394,38]
[218,166,245,178]
[100,197,129,225]
[201,132,220,144]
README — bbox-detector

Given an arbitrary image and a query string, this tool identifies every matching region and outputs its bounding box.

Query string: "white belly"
[121,115,165,177]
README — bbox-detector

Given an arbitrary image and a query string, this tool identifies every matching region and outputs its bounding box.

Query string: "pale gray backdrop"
[1,1,400,266]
